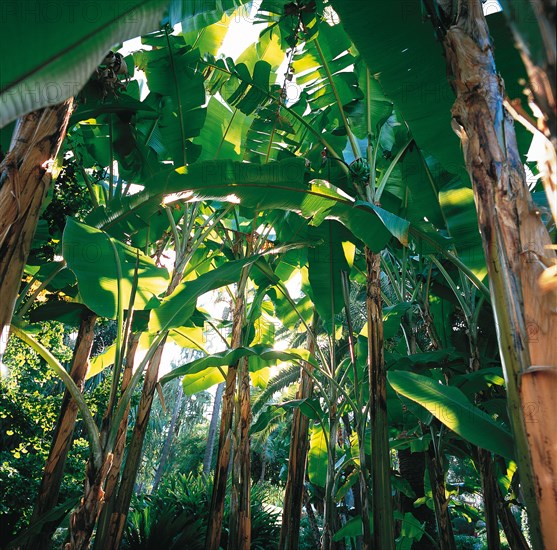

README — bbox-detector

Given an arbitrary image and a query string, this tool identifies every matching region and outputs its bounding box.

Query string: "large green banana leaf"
[0,0,246,127]
[308,424,328,487]
[148,255,260,332]
[86,158,409,251]
[62,218,169,318]
[306,221,354,334]
[134,38,208,165]
[388,370,515,459]
[159,345,316,394]
[330,0,463,176]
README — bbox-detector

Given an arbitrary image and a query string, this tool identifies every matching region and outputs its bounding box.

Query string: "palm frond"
[252,364,301,416]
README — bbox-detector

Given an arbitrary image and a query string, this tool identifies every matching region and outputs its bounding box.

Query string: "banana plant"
[330,3,556,547]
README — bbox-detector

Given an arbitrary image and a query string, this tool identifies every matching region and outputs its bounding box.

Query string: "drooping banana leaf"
[85,158,409,251]
[388,370,515,459]
[0,0,247,127]
[159,344,316,393]
[62,217,169,318]
[306,220,355,334]
[330,0,464,176]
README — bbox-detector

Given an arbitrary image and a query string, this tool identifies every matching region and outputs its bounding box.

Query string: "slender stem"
[107,331,167,451]
[371,124,383,195]
[366,69,374,204]
[165,206,182,253]
[375,138,413,203]
[109,115,114,200]
[215,108,237,160]
[11,324,102,467]
[428,255,472,320]
[14,275,39,313]
[410,226,491,301]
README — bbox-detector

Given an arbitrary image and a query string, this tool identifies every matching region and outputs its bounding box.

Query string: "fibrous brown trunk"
[304,489,321,548]
[279,321,316,550]
[469,344,501,550]
[497,493,530,550]
[228,356,251,550]
[26,309,97,549]
[0,99,74,360]
[365,247,395,550]
[205,273,248,550]
[426,446,456,550]
[104,340,166,549]
[65,453,114,550]
[476,448,501,550]
[101,261,186,550]
[203,382,224,475]
[94,333,140,550]
[440,3,557,548]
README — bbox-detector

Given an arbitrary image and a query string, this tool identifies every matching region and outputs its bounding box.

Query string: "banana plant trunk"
[65,452,114,550]
[321,409,340,550]
[103,341,166,549]
[0,99,74,361]
[100,260,185,550]
[94,333,140,550]
[439,2,557,547]
[468,340,501,549]
[26,309,97,549]
[365,247,395,550]
[228,355,251,550]
[279,318,317,550]
[497,489,530,550]
[205,270,248,550]
[475,448,501,550]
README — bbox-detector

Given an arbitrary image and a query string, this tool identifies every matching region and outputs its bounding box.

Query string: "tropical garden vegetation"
[0,1,555,549]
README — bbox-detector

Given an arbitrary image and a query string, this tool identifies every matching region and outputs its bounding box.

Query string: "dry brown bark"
[439,2,557,547]
[0,99,74,358]
[104,340,166,549]
[94,333,140,550]
[205,274,247,550]
[279,326,316,550]
[365,247,395,550]
[65,453,113,550]
[26,309,97,549]
[68,332,143,550]
[228,356,251,550]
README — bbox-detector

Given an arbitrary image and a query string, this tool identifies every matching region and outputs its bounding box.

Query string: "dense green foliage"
[0,0,553,548]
